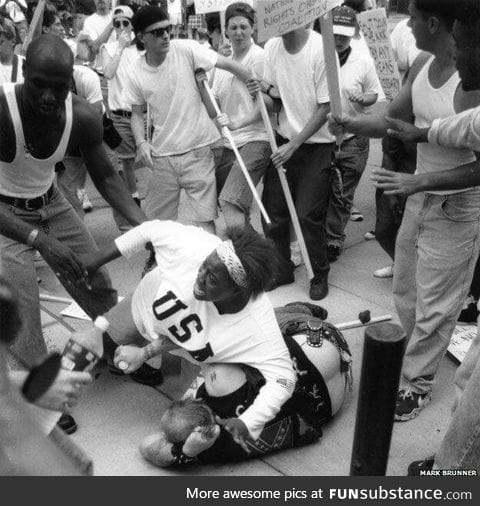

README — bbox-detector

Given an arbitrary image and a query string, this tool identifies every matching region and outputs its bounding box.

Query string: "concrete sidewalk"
[38,138,455,476]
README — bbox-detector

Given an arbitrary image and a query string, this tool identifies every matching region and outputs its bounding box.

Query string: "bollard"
[350,322,406,475]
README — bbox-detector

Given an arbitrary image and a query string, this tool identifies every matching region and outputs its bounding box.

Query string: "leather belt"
[111,109,132,118]
[0,185,55,211]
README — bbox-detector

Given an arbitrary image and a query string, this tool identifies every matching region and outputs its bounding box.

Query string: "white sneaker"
[374,265,394,278]
[364,230,376,241]
[350,207,364,221]
[290,241,303,267]
[77,189,93,212]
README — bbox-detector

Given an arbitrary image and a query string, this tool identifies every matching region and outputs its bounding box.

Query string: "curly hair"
[226,226,280,298]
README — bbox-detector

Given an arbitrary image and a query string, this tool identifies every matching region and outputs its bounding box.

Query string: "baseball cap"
[131,5,169,33]
[332,5,357,37]
[113,5,134,20]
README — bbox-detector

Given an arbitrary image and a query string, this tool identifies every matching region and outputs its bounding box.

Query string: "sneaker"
[374,265,394,278]
[395,389,432,421]
[407,456,435,476]
[364,230,376,241]
[77,189,93,212]
[350,207,364,222]
[327,244,342,263]
[309,276,328,301]
[265,269,295,292]
[290,241,303,267]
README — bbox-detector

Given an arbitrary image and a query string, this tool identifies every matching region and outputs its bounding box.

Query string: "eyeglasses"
[113,20,131,28]
[144,25,172,38]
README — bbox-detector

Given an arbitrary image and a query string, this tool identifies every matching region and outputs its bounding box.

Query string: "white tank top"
[412,57,476,195]
[0,83,73,198]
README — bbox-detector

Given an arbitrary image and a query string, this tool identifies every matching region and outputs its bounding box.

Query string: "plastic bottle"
[61,317,109,372]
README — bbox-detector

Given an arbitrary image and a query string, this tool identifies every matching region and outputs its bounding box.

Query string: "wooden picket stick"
[202,80,271,224]
[257,92,314,281]
[336,314,392,331]
[39,293,74,305]
[21,0,46,55]
[319,11,344,147]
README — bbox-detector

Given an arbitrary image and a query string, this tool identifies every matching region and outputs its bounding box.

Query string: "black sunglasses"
[144,25,172,38]
[114,20,131,28]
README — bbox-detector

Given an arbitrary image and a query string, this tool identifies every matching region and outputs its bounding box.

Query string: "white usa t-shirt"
[123,39,221,156]
[115,221,296,439]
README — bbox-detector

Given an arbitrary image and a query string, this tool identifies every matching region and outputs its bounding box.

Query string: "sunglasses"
[113,20,131,28]
[144,25,172,38]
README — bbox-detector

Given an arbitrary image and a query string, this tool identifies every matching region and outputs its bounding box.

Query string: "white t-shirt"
[390,18,421,75]
[263,30,334,144]
[123,40,221,156]
[81,12,114,71]
[115,220,296,439]
[340,44,385,140]
[213,43,268,148]
[101,42,142,111]
[73,65,103,105]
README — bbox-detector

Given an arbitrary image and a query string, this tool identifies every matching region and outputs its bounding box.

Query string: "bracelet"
[93,316,110,332]
[26,228,39,247]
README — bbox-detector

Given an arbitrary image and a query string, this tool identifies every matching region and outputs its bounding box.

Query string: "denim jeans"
[216,141,271,215]
[394,190,480,394]
[326,136,369,248]
[0,187,117,367]
[435,312,480,471]
[375,136,416,260]
[261,137,335,278]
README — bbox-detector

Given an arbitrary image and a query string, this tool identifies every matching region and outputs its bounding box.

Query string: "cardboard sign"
[194,0,253,14]
[448,324,476,364]
[256,0,341,43]
[356,8,402,101]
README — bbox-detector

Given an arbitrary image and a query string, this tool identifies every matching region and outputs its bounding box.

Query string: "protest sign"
[194,0,253,14]
[256,0,340,43]
[356,8,402,101]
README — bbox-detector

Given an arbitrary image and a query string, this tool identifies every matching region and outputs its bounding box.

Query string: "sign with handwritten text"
[256,0,341,42]
[194,0,253,14]
[357,8,402,101]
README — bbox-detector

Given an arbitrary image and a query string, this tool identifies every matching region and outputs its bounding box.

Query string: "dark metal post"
[350,322,406,475]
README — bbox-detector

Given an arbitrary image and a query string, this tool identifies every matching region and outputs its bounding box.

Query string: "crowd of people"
[1,0,480,475]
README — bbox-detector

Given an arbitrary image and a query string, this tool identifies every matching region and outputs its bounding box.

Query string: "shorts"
[216,141,271,215]
[145,145,218,222]
[111,113,136,160]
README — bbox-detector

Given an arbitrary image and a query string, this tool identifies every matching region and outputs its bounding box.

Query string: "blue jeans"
[435,313,480,471]
[261,137,335,278]
[0,187,117,367]
[326,136,369,248]
[394,190,480,394]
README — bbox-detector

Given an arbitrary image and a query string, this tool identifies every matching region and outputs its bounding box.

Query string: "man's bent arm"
[413,160,480,193]
[216,55,252,82]
[429,107,480,151]
[131,104,147,146]
[77,106,146,227]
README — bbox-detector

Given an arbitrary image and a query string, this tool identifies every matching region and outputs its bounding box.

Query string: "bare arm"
[215,55,252,82]
[81,23,114,57]
[76,102,146,227]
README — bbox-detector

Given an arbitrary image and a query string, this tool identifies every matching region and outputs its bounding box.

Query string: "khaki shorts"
[145,145,218,222]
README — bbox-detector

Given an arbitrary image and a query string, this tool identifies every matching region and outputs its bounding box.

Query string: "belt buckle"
[24,195,44,211]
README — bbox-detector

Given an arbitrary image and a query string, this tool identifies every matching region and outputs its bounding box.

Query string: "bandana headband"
[216,240,248,288]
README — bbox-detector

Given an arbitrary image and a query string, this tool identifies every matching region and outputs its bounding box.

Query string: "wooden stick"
[39,293,74,305]
[202,81,271,224]
[257,92,314,280]
[336,314,392,331]
[319,11,344,147]
[21,0,46,56]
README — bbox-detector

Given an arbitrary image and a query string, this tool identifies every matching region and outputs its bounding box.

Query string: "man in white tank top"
[368,1,480,473]
[0,36,146,375]
[328,0,480,421]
